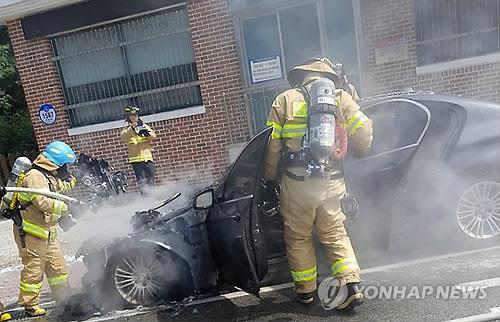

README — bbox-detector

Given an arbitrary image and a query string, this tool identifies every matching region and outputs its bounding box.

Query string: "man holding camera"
[121,106,157,192]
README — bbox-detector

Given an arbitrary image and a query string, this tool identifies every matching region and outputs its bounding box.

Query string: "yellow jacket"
[264,88,373,181]
[120,124,157,163]
[17,155,75,240]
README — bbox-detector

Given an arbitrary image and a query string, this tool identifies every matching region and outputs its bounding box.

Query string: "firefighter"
[15,141,77,317]
[121,106,157,192]
[263,57,373,309]
[0,302,11,321]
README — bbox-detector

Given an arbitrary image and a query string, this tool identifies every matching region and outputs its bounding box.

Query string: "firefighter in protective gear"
[0,302,12,321]
[121,106,157,192]
[264,57,373,309]
[14,140,77,317]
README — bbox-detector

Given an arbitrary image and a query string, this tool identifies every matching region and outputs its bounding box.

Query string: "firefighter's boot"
[0,312,12,322]
[297,291,315,305]
[25,306,46,317]
[336,282,363,311]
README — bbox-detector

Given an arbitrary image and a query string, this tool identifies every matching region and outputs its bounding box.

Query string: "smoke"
[339,100,500,272]
[50,169,217,319]
[59,172,212,261]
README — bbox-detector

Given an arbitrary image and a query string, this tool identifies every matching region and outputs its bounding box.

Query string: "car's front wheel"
[103,246,193,310]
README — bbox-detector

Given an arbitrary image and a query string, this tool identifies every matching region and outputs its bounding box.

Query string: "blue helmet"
[43,141,76,167]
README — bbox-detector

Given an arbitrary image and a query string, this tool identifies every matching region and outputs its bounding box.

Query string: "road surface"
[5,244,500,322]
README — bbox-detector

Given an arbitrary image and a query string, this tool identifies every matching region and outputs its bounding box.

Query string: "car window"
[364,100,429,156]
[222,129,271,200]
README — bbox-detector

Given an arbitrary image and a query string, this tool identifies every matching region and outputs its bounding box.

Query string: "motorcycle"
[73,153,128,209]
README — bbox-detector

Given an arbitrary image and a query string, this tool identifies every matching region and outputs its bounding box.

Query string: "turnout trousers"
[14,230,69,308]
[279,169,361,294]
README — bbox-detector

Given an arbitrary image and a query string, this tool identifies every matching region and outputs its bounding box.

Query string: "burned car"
[77,93,500,309]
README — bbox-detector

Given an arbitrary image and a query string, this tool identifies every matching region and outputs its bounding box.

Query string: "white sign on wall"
[250,56,282,84]
[375,37,409,65]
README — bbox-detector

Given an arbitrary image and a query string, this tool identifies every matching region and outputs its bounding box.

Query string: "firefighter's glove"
[48,201,69,225]
[341,195,359,219]
[58,214,77,232]
[263,180,279,203]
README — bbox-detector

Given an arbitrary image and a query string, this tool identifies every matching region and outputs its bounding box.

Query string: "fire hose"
[1,186,85,205]
[1,186,87,247]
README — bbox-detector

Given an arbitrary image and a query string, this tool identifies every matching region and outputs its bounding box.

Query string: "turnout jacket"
[120,124,157,163]
[264,88,373,181]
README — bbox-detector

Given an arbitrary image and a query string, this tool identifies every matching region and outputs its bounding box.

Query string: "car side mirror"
[194,188,214,210]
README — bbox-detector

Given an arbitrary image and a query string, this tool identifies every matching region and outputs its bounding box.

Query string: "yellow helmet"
[287,57,340,87]
[124,105,139,115]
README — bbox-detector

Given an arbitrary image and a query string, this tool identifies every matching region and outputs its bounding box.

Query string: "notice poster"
[250,56,283,83]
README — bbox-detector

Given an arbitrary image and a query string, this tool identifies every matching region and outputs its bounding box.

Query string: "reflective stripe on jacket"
[18,154,69,239]
[120,124,157,163]
[263,88,373,181]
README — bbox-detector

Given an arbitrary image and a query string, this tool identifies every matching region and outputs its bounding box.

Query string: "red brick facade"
[6,20,70,147]
[361,0,500,104]
[6,0,248,189]
[5,0,500,190]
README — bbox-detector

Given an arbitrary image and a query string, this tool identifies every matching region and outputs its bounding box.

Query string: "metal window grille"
[416,0,500,65]
[51,6,202,128]
[228,84,289,137]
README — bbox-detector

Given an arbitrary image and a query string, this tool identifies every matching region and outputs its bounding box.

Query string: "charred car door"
[344,99,431,247]
[206,128,271,296]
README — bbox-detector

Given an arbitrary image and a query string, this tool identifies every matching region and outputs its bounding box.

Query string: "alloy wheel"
[456,181,500,239]
[113,253,165,305]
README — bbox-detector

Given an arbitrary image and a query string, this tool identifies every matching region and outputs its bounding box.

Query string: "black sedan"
[77,93,500,310]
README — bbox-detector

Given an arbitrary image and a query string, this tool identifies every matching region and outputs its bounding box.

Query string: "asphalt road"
[18,244,497,322]
[153,246,500,322]
[3,185,500,322]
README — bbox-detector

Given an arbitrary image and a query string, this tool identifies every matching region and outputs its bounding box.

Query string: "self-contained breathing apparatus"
[289,77,359,218]
[1,157,79,248]
[302,78,341,177]
[0,157,32,248]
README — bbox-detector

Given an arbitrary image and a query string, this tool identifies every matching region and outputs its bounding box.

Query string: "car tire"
[446,168,500,243]
[387,166,500,255]
[100,245,194,311]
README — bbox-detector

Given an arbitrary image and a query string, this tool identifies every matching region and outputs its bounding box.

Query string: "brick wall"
[417,63,500,104]
[360,0,418,96]
[360,0,500,104]
[6,20,70,148]
[187,0,249,144]
[6,0,248,190]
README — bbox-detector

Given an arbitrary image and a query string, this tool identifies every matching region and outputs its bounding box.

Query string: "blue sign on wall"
[38,103,57,125]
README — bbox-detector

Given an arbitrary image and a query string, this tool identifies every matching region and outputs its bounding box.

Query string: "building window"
[238,1,361,135]
[416,0,500,65]
[52,6,202,128]
[241,3,322,85]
